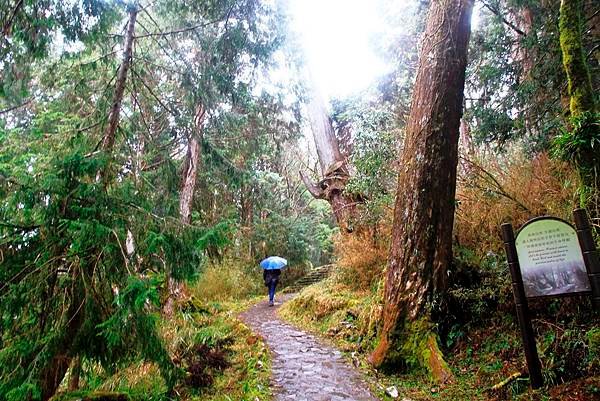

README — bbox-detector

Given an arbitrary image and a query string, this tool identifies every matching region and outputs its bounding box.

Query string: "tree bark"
[40,273,86,400]
[179,104,205,224]
[302,86,358,232]
[369,0,474,382]
[68,356,81,391]
[559,0,596,117]
[102,8,137,153]
[558,0,598,223]
[306,89,343,175]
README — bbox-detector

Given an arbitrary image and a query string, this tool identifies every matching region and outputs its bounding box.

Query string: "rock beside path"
[239,295,378,401]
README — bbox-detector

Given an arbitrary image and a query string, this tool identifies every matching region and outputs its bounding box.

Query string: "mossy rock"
[180,296,212,314]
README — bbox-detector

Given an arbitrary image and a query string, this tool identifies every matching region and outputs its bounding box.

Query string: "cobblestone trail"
[239,295,379,401]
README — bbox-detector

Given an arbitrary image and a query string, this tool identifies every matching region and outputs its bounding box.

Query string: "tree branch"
[133,8,232,39]
[2,0,24,37]
[299,171,326,199]
[481,1,526,36]
[0,98,31,115]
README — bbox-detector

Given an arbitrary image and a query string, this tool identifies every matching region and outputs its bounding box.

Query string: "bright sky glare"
[287,1,482,102]
[288,0,391,100]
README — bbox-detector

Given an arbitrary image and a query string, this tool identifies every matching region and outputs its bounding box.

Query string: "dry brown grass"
[456,152,579,255]
[333,152,578,281]
[333,227,390,290]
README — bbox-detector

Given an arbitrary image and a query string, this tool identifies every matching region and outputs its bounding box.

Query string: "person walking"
[263,268,281,306]
[260,256,287,306]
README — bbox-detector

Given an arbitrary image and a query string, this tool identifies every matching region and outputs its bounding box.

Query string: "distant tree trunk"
[179,104,205,223]
[179,147,199,223]
[240,182,254,228]
[459,118,475,176]
[301,87,359,232]
[369,0,474,383]
[100,7,137,183]
[164,104,205,315]
[507,4,538,137]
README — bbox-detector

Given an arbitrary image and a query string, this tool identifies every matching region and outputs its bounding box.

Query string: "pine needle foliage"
[0,113,209,399]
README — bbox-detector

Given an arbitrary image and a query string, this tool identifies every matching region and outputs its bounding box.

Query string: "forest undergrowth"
[280,154,600,401]
[48,260,275,401]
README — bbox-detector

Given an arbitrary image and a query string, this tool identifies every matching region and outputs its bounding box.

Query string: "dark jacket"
[263,269,281,286]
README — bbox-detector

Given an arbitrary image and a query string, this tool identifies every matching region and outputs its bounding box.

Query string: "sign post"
[501,223,544,389]
[501,210,597,389]
[573,208,600,310]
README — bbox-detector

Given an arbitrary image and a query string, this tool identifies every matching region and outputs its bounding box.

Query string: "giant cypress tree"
[369,0,474,381]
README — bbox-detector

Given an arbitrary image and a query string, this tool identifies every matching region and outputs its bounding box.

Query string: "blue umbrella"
[260,256,288,270]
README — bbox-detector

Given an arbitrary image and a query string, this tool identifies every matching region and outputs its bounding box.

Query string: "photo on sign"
[515,219,591,298]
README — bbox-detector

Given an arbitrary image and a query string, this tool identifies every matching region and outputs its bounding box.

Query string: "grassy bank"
[279,272,600,401]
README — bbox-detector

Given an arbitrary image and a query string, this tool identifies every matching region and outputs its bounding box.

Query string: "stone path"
[239,294,379,401]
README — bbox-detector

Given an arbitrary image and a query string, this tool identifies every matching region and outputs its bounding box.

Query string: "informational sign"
[515,218,591,298]
[502,210,599,390]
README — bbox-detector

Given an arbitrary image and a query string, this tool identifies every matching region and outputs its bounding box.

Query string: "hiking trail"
[239,294,379,401]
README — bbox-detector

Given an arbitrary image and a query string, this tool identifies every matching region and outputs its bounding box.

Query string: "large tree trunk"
[40,271,86,400]
[67,356,81,391]
[369,0,474,382]
[306,89,343,174]
[301,87,358,232]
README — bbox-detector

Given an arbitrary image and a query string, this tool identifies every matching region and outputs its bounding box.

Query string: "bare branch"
[133,9,231,39]
[481,1,526,36]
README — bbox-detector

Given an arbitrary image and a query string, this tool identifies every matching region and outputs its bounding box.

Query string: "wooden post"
[501,223,544,389]
[573,208,600,310]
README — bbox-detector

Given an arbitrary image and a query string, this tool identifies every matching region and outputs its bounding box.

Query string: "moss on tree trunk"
[377,318,452,382]
[559,0,596,117]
